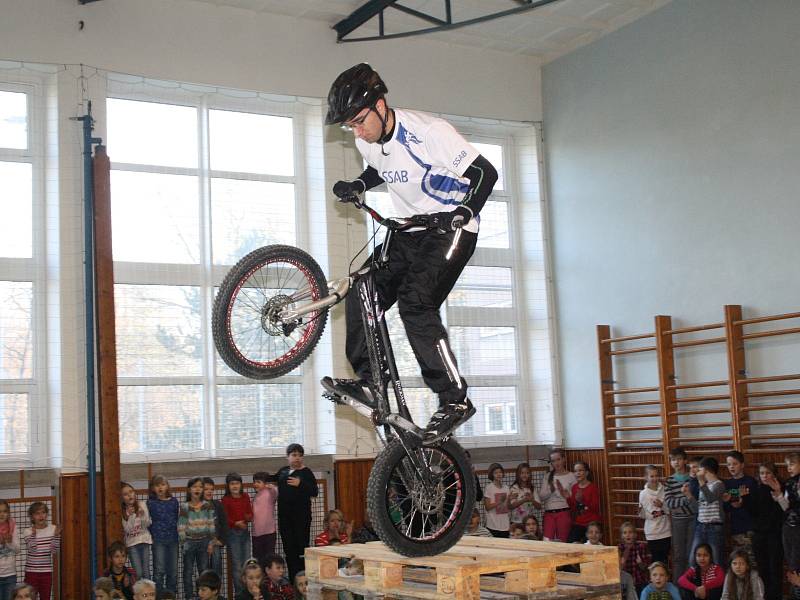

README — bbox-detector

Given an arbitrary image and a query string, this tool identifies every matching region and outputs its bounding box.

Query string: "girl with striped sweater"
[22,502,59,600]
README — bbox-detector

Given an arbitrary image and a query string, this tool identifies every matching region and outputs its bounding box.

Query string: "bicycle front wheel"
[212,245,328,379]
[367,437,475,556]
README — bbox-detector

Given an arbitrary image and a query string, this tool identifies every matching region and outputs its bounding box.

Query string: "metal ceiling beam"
[334,0,565,43]
[333,0,399,40]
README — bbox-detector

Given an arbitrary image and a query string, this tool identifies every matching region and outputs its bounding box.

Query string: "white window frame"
[106,81,316,462]
[0,78,48,467]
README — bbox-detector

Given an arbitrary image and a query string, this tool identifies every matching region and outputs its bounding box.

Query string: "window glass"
[0,91,27,149]
[217,384,303,449]
[211,179,295,264]
[107,98,198,168]
[0,281,33,379]
[115,285,202,377]
[448,266,513,308]
[118,385,204,453]
[111,171,200,263]
[209,109,294,176]
[0,162,32,258]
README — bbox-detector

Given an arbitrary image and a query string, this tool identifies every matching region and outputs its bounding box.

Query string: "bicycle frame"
[279,204,441,481]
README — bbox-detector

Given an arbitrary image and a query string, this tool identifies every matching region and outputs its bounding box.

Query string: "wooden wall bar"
[598,304,800,543]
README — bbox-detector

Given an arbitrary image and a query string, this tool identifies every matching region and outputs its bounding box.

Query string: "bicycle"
[212,196,476,557]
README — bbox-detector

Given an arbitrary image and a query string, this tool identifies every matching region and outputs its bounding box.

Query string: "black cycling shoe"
[423,398,475,445]
[321,376,376,410]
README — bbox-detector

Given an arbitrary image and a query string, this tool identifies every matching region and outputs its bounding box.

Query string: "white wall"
[542,0,800,447]
[0,0,541,122]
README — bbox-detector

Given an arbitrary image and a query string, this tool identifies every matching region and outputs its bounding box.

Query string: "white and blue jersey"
[356,109,480,233]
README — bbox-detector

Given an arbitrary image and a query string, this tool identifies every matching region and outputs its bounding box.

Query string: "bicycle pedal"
[322,391,344,404]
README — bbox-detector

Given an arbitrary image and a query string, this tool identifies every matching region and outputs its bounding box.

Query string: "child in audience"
[93,577,115,600]
[314,509,350,546]
[723,451,758,566]
[619,521,651,593]
[201,478,228,577]
[639,562,681,600]
[753,462,784,600]
[195,570,225,600]
[567,461,601,543]
[236,559,269,600]
[720,550,764,600]
[103,541,137,600]
[465,509,492,537]
[147,475,179,596]
[538,449,576,542]
[22,502,59,600]
[121,482,152,581]
[509,462,540,526]
[678,543,725,600]
[665,447,697,583]
[0,499,20,600]
[251,471,278,570]
[178,477,216,600]
[522,515,542,540]
[691,457,725,566]
[9,583,37,600]
[772,452,800,600]
[221,473,252,597]
[265,554,295,600]
[584,521,602,545]
[640,465,671,564]
[293,571,307,600]
[277,443,318,581]
[483,463,510,537]
[509,523,524,539]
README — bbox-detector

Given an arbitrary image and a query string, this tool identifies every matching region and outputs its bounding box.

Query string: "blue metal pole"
[74,104,103,585]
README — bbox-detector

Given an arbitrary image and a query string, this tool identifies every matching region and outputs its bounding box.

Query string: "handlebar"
[337,193,461,232]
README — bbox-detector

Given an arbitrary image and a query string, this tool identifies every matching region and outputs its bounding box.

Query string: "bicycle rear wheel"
[367,437,475,556]
[212,245,328,379]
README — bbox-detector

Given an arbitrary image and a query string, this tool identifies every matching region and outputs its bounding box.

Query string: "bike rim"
[385,445,464,542]
[225,257,323,369]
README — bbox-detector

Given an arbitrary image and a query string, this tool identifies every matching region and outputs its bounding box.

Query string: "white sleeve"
[424,120,479,177]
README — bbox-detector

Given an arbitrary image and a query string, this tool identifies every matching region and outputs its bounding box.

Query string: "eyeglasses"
[341,109,371,132]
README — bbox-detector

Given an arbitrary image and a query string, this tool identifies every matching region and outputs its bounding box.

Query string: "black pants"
[252,532,276,571]
[753,529,784,600]
[345,228,477,400]
[278,511,311,581]
[647,536,671,565]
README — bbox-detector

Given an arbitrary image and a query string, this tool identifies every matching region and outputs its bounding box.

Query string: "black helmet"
[325,63,388,125]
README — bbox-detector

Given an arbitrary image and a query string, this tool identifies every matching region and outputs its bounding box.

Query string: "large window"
[107,91,307,460]
[366,131,536,441]
[0,88,37,460]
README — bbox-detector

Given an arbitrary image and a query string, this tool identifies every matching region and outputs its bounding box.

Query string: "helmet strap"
[372,101,393,156]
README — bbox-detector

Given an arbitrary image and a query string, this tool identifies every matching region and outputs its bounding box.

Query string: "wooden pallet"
[305,537,620,600]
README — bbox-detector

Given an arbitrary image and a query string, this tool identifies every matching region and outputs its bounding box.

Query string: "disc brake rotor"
[261,294,293,335]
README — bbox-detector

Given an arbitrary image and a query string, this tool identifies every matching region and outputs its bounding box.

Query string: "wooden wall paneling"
[93,145,124,551]
[60,473,99,599]
[333,458,374,529]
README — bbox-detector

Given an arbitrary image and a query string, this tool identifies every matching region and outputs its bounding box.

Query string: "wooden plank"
[93,145,124,552]
[725,305,749,454]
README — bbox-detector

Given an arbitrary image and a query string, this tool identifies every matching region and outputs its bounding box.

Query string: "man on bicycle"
[322,63,498,443]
